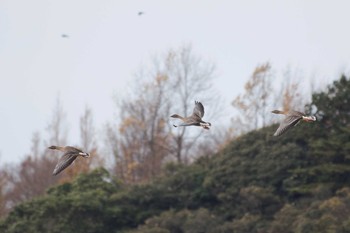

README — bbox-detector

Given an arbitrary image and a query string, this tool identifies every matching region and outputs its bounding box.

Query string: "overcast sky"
[1,0,349,164]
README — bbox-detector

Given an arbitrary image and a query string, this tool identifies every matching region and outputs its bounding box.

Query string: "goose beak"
[79,152,90,158]
[200,122,211,129]
[303,116,317,122]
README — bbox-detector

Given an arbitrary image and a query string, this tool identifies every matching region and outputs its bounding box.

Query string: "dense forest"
[0,74,349,233]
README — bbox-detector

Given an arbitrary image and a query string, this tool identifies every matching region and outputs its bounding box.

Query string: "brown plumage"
[171,101,211,130]
[48,146,90,176]
[272,110,316,136]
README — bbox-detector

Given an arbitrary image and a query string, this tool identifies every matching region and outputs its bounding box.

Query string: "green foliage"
[270,188,350,233]
[1,75,350,233]
[128,208,225,233]
[0,168,123,233]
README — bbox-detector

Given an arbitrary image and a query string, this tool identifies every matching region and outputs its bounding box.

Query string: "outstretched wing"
[274,115,302,136]
[53,153,78,176]
[288,110,305,117]
[65,146,84,153]
[192,101,205,118]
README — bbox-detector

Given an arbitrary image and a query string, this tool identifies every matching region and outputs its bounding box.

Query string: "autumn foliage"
[0,75,349,233]
[1,42,349,233]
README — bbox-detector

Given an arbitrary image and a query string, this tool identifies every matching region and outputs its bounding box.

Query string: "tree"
[303,75,350,162]
[165,45,219,163]
[117,73,172,183]
[2,74,350,233]
[104,123,123,179]
[79,106,102,167]
[0,97,70,217]
[0,167,9,217]
[281,75,350,199]
[58,107,99,183]
[110,44,221,182]
[43,97,72,183]
[3,133,58,212]
[45,96,68,148]
[309,74,350,130]
[0,169,122,233]
[232,63,273,134]
[130,208,224,233]
[80,106,97,152]
[276,67,306,113]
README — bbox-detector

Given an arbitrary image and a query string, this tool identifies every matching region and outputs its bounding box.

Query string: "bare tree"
[57,106,102,184]
[165,45,219,163]
[45,96,68,148]
[42,97,71,183]
[104,123,124,179]
[80,106,103,167]
[80,106,97,152]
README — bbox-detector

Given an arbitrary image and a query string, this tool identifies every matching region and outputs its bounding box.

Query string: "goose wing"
[64,146,83,153]
[53,152,78,175]
[288,110,305,117]
[192,101,205,119]
[274,115,302,136]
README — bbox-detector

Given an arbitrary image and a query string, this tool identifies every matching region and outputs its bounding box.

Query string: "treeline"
[0,45,222,216]
[0,75,349,232]
[0,44,318,217]
[0,44,330,218]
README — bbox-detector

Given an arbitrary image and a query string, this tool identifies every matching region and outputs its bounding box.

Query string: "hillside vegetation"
[0,75,349,233]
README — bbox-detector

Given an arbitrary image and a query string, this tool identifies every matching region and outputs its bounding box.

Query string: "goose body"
[272,110,316,136]
[48,146,90,176]
[171,101,211,130]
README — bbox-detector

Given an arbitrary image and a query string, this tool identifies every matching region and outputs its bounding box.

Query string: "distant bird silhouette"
[48,146,90,175]
[61,34,69,38]
[272,110,316,136]
[171,101,211,130]
[138,11,144,16]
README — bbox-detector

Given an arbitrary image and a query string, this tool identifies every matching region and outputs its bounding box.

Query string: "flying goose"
[272,110,316,136]
[48,146,90,176]
[171,101,211,130]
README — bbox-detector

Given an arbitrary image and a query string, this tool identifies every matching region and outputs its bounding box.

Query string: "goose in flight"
[171,101,211,130]
[48,146,90,176]
[272,110,316,136]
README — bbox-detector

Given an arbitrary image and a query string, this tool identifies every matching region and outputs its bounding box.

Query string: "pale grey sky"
[1,0,349,164]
